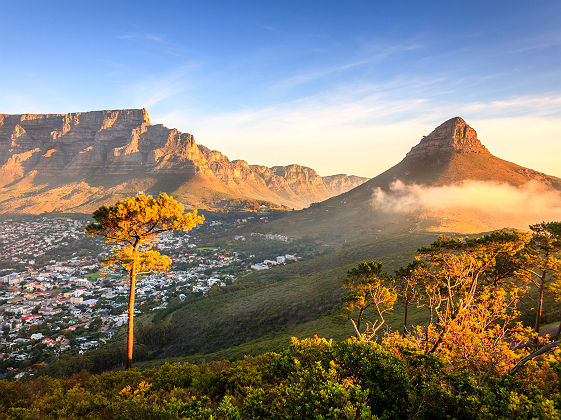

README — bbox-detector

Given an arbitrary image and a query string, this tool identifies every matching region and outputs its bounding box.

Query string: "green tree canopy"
[342,260,396,340]
[86,193,204,369]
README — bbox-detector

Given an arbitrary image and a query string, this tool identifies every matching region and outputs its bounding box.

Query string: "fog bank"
[372,180,561,221]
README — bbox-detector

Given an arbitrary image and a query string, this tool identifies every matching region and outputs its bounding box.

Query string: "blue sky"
[1,0,560,177]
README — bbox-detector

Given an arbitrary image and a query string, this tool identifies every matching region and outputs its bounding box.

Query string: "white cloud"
[372,180,561,221]
[117,32,166,43]
[126,64,199,109]
[461,95,561,118]
[270,42,424,91]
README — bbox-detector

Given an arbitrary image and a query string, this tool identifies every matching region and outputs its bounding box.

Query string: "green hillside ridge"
[136,232,433,359]
[38,226,561,377]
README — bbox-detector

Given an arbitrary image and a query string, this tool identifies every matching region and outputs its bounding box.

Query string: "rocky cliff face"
[406,117,489,159]
[198,149,367,208]
[323,174,369,195]
[396,116,560,188]
[0,109,367,213]
[0,109,209,181]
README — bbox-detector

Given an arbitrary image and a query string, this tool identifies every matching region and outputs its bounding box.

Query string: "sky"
[0,0,560,178]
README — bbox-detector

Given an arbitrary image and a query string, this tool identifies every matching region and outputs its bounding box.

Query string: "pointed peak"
[406,116,489,159]
[437,116,466,129]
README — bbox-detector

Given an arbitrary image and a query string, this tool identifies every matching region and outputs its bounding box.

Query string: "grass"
[135,277,560,370]
[136,232,436,361]
[129,225,561,372]
[137,303,429,369]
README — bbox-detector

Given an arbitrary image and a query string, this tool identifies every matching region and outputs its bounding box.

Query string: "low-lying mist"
[372,180,561,222]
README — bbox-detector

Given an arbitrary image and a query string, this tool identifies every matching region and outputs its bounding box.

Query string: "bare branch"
[350,319,361,340]
[508,340,560,375]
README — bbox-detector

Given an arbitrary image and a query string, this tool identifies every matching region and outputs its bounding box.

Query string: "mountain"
[358,117,561,189]
[0,109,367,213]
[100,117,561,370]
[263,117,561,241]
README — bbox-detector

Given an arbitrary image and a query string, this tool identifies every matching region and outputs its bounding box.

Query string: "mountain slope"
[360,117,561,189]
[0,109,367,213]
[261,117,561,241]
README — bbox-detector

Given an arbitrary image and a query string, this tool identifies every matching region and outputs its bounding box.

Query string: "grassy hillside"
[136,232,437,360]
[138,304,429,369]
[137,226,561,367]
[39,227,561,377]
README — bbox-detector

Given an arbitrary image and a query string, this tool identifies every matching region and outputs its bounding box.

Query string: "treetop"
[85,193,204,246]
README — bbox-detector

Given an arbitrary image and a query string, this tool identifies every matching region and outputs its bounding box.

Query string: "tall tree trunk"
[126,246,139,370]
[534,271,547,336]
[357,307,364,333]
[403,302,408,335]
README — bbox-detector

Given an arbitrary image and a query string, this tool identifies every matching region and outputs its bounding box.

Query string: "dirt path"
[540,323,560,337]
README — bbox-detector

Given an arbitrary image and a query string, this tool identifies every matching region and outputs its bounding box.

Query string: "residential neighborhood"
[0,216,299,377]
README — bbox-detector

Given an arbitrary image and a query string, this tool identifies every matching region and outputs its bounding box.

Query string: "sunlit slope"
[259,117,561,242]
[0,171,287,213]
[0,109,366,213]
[136,229,559,366]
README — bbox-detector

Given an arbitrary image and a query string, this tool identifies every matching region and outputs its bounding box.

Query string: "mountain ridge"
[0,109,367,213]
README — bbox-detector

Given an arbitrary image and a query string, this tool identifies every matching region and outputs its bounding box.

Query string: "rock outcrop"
[405,117,489,159]
[0,109,367,213]
[354,115,561,189]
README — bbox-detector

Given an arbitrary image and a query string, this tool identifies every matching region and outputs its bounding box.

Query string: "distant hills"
[264,117,561,240]
[0,109,367,213]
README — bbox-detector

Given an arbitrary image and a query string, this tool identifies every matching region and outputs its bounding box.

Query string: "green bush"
[2,337,561,419]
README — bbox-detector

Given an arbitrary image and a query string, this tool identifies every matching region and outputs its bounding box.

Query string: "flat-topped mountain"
[264,117,561,240]
[0,109,367,213]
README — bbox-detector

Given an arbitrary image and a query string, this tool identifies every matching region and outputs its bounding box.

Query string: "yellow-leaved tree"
[343,260,396,340]
[85,193,204,369]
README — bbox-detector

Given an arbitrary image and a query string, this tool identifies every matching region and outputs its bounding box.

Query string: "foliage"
[342,228,561,386]
[86,193,204,274]
[342,260,396,340]
[520,222,561,333]
[85,193,204,368]
[412,231,530,355]
[4,337,561,419]
[394,260,426,334]
[408,287,533,383]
